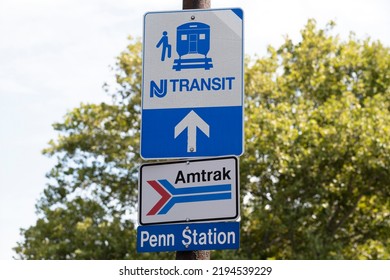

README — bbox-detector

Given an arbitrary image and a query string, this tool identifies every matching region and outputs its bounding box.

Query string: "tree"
[234,20,390,259]
[15,20,390,259]
[14,38,172,260]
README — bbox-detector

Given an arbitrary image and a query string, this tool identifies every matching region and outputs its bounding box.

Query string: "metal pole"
[183,0,210,9]
[176,0,211,261]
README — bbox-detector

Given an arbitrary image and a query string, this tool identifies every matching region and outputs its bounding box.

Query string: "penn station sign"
[137,221,240,252]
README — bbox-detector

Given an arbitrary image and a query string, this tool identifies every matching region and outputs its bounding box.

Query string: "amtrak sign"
[141,8,244,159]
[139,157,239,225]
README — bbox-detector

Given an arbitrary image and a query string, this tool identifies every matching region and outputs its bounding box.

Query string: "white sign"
[138,156,239,225]
[141,8,244,159]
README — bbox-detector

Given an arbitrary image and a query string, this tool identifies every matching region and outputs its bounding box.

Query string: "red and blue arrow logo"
[147,179,232,215]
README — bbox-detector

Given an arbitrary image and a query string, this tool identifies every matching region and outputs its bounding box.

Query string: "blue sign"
[141,107,243,158]
[141,9,244,159]
[137,222,240,253]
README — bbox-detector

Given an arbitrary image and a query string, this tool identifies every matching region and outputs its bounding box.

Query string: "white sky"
[0,0,389,259]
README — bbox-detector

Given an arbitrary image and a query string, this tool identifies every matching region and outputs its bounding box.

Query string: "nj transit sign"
[138,157,239,225]
[141,8,244,159]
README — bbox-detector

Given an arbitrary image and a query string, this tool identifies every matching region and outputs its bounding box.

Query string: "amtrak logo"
[147,179,232,216]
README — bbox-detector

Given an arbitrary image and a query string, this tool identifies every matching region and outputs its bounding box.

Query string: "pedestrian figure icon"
[156,31,171,61]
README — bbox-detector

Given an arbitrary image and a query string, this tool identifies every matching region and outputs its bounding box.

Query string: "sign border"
[138,156,240,226]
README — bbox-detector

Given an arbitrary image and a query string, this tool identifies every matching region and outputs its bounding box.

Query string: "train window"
[181,34,187,41]
[199,34,206,40]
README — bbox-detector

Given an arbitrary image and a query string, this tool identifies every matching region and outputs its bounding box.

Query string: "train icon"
[172,22,213,71]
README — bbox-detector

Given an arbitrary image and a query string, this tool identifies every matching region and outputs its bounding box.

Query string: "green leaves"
[240,20,390,259]
[15,39,144,260]
[15,198,137,259]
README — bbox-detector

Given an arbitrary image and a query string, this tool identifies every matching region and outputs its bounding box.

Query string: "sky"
[0,0,389,260]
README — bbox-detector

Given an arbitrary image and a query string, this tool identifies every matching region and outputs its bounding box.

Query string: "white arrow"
[174,110,210,153]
